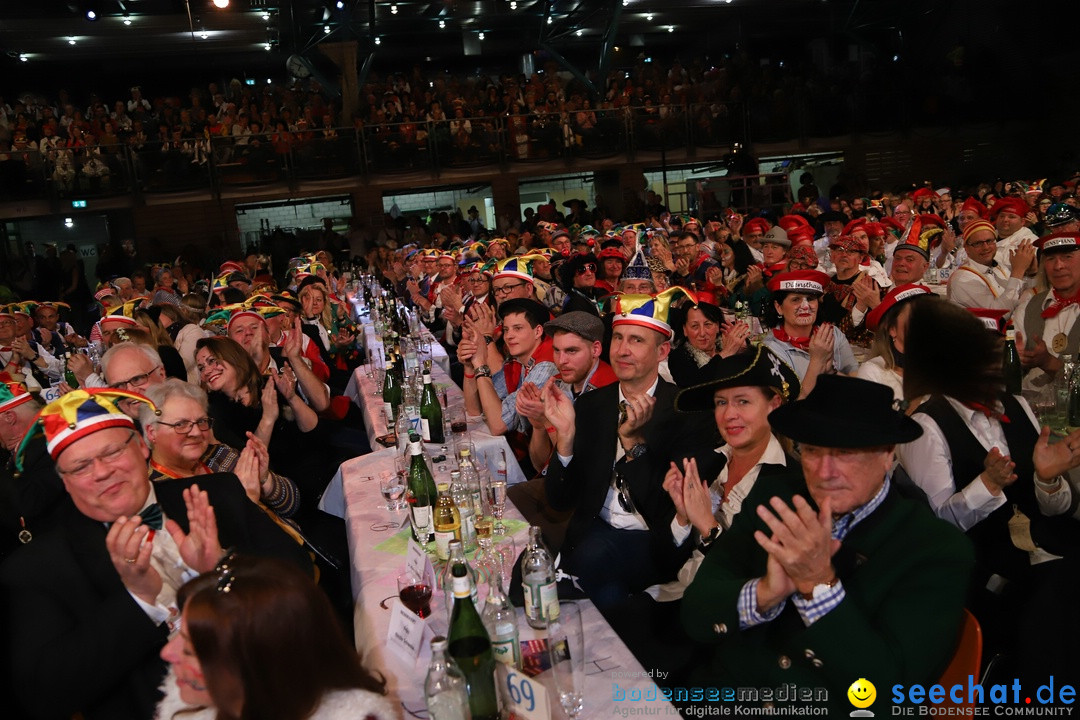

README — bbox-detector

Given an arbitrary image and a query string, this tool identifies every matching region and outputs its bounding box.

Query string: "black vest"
[916,394,1077,582]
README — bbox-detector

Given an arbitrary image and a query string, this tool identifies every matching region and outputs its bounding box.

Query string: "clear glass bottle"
[458,449,486,520]
[481,578,521,668]
[450,470,477,552]
[426,636,472,720]
[520,525,559,629]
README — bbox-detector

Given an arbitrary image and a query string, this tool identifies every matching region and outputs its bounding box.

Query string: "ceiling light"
[667,25,674,32]
[575,29,582,36]
[510,0,517,8]
[262,11,270,20]
[122,14,131,25]
[86,10,98,20]
[264,41,272,50]
[213,0,230,8]
[65,218,74,228]
[68,37,77,45]
[478,31,485,40]
[19,53,28,62]
[374,36,381,44]
[324,24,331,33]
[267,78,272,84]
[438,19,445,28]
[336,0,345,7]
[390,4,398,14]
[547,15,552,24]
[646,13,653,21]
[623,0,629,5]
[200,29,209,39]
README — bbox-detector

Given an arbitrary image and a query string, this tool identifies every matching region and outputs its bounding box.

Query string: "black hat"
[767,375,922,448]
[818,211,847,224]
[675,344,801,412]
[297,274,328,293]
[1044,203,1080,228]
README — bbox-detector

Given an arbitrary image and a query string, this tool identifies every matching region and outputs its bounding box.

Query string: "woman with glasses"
[157,555,392,720]
[142,379,298,519]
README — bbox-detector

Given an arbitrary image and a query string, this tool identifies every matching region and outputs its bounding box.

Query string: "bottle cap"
[430,635,448,651]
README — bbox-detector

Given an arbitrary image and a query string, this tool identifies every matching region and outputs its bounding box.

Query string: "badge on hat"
[866,283,933,331]
[766,270,831,295]
[611,287,692,338]
[15,388,157,471]
[967,308,1008,335]
[1036,233,1080,253]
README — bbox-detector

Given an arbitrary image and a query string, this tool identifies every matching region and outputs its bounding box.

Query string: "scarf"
[1041,289,1080,319]
[771,326,811,351]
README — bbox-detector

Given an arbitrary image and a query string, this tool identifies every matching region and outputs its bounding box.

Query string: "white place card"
[497,664,552,720]
[405,537,436,586]
[386,599,426,664]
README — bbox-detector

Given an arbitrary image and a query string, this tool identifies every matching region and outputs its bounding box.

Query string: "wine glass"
[493,534,516,593]
[547,601,585,719]
[372,367,385,397]
[489,471,508,536]
[397,570,432,618]
[379,470,406,511]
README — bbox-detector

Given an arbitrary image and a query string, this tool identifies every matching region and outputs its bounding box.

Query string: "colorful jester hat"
[15,388,158,472]
[489,254,548,284]
[101,299,145,327]
[610,286,693,339]
[0,372,33,414]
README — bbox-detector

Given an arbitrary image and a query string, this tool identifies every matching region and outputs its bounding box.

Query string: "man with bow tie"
[1014,233,1080,389]
[0,389,313,720]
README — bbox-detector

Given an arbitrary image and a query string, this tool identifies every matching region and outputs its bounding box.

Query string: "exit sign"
[71,200,87,208]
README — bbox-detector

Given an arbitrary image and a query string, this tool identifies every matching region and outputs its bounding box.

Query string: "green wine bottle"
[63,352,79,389]
[420,359,445,443]
[407,432,438,544]
[448,563,499,720]
[383,358,401,424]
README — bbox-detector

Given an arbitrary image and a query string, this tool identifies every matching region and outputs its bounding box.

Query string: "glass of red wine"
[396,571,432,618]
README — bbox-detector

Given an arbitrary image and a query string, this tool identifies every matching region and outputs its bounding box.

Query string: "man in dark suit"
[0,389,313,720]
[542,290,716,610]
[681,376,974,715]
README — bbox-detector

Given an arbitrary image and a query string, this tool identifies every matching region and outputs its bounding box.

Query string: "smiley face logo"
[847,678,876,712]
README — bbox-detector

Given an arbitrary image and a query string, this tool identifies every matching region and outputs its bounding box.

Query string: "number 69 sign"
[497,665,551,720]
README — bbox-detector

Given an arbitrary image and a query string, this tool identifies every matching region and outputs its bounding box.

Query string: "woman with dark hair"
[157,301,209,384]
[897,299,1080,687]
[711,241,767,317]
[558,252,605,316]
[133,307,188,380]
[857,283,938,404]
[667,293,750,387]
[156,555,393,720]
[194,336,323,492]
[762,270,858,398]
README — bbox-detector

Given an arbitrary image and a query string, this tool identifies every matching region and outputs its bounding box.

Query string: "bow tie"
[1041,291,1080,319]
[139,503,164,530]
[963,401,1010,424]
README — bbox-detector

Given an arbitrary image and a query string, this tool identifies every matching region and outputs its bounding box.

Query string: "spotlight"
[547,15,552,24]
[478,31,485,40]
[324,24,331,33]
[390,4,398,14]
[374,36,381,44]
[336,0,344,7]
[575,29,582,36]
[123,14,131,25]
[438,19,445,28]
[68,37,77,45]
[264,41,272,50]
[267,78,272,84]
[213,0,230,8]
[262,11,270,20]
[646,13,653,21]
[892,54,900,61]
[622,0,629,5]
[510,0,517,8]
[19,53,28,62]
[200,29,209,39]
[65,218,74,228]
[667,25,674,32]
[86,10,97,20]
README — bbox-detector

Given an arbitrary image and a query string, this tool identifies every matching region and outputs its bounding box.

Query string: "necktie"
[962,401,1010,424]
[139,503,164,530]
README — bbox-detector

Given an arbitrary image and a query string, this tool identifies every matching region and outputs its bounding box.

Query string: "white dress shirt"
[947,258,1026,313]
[994,227,1038,278]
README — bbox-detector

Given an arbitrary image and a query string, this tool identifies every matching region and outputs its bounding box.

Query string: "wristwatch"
[798,576,840,601]
[625,442,647,460]
[483,334,494,345]
[697,525,722,552]
[474,364,492,379]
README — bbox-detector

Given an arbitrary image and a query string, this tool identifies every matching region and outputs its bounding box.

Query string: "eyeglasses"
[156,416,214,434]
[965,238,997,249]
[107,367,162,390]
[57,431,136,479]
[674,243,697,252]
[493,281,527,296]
[575,263,597,276]
[614,471,636,514]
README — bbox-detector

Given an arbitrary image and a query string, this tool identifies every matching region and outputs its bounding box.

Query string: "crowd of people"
[3,167,1080,718]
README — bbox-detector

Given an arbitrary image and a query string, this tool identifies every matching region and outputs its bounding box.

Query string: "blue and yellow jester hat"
[102,299,145,327]
[489,254,547,284]
[610,287,692,339]
[15,388,157,471]
[0,372,33,414]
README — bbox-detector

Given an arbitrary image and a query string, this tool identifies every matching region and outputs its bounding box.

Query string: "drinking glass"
[493,535,516,593]
[397,570,432,618]
[488,470,508,535]
[546,601,585,719]
[372,367,385,397]
[379,470,407,511]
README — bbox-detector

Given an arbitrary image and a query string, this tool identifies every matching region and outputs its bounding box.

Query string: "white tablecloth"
[338,449,676,720]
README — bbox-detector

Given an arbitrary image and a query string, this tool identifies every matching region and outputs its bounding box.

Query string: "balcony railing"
[0,103,747,206]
